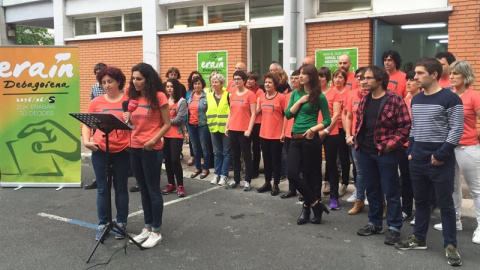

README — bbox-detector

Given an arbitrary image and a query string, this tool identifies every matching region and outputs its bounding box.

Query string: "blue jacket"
[186,90,208,126]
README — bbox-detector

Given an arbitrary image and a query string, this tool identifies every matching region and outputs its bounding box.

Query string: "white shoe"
[433,220,463,231]
[210,174,220,185]
[364,197,369,206]
[346,193,357,203]
[243,181,251,191]
[130,228,151,244]
[218,175,228,186]
[473,227,480,244]
[142,231,163,248]
[410,217,415,226]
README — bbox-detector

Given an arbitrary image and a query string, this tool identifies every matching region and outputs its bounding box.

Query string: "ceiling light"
[439,39,449,44]
[401,23,446,29]
[427,35,448,40]
[278,40,283,44]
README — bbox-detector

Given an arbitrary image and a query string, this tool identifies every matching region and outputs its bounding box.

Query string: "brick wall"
[66,37,143,112]
[448,0,480,90]
[159,28,247,87]
[306,19,373,68]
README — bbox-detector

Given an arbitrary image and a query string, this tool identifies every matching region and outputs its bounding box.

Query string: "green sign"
[315,47,358,74]
[197,51,228,87]
[0,46,81,188]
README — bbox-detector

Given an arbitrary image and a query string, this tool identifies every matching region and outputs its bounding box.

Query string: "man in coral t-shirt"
[383,50,406,98]
[338,54,358,91]
[436,51,456,90]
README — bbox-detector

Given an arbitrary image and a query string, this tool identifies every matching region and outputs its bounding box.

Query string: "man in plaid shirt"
[353,66,411,245]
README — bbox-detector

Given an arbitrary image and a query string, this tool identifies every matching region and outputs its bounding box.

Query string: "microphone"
[122,100,138,124]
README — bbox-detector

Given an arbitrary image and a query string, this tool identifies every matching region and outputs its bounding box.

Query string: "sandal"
[199,170,209,179]
[190,170,201,178]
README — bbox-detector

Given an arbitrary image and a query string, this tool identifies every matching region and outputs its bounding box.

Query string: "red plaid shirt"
[354,90,411,153]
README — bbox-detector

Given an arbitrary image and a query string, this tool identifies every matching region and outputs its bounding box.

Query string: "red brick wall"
[448,0,480,90]
[159,28,247,87]
[306,19,373,68]
[66,37,143,112]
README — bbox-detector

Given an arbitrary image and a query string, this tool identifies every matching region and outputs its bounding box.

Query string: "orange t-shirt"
[318,89,340,136]
[87,95,130,153]
[387,70,407,98]
[228,90,256,131]
[254,89,264,124]
[439,77,453,90]
[188,94,200,125]
[459,88,480,145]
[259,92,286,140]
[344,88,363,136]
[130,92,168,150]
[226,80,236,93]
[165,101,184,139]
[336,89,349,129]
[346,71,358,91]
[284,92,294,138]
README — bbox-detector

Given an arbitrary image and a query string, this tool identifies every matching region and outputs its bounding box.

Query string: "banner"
[315,47,358,74]
[197,50,228,87]
[0,46,81,188]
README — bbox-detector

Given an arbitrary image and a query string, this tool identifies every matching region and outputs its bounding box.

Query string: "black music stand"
[69,113,144,263]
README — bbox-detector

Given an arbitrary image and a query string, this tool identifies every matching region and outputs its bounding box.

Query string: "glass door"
[250,27,283,75]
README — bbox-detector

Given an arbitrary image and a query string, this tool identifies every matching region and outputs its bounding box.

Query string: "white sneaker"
[410,217,415,226]
[364,197,369,206]
[210,174,220,185]
[346,193,357,203]
[243,181,251,191]
[433,220,463,231]
[142,231,163,248]
[130,228,151,244]
[218,175,228,186]
[473,227,480,244]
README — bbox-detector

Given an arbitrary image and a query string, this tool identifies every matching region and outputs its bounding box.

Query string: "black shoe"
[257,182,272,193]
[357,224,384,236]
[297,205,311,225]
[129,185,139,192]
[298,196,304,202]
[252,172,260,179]
[281,191,297,199]
[310,201,329,224]
[85,180,97,190]
[384,229,401,245]
[271,184,280,196]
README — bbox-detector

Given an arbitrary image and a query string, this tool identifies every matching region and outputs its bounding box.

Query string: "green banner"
[315,47,358,74]
[197,50,228,87]
[0,46,81,188]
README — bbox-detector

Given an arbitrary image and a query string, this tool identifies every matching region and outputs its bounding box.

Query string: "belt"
[292,134,304,140]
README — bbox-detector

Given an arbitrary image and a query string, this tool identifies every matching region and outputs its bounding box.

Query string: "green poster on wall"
[315,47,358,74]
[0,46,81,188]
[197,51,228,87]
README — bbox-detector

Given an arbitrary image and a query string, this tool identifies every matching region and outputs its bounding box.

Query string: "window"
[168,6,204,29]
[125,13,142,32]
[319,0,371,14]
[208,3,245,24]
[99,16,122,33]
[249,0,283,21]
[74,18,96,36]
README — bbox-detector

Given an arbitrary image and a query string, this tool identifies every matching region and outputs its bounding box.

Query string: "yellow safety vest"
[206,91,230,133]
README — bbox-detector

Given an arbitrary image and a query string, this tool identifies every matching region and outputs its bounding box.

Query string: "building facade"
[1,0,479,112]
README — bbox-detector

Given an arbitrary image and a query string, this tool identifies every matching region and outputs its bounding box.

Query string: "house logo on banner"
[0,46,81,188]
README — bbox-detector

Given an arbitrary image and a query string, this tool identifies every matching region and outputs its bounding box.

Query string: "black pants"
[398,147,413,216]
[284,138,296,192]
[260,138,283,185]
[323,134,340,198]
[338,128,351,185]
[251,123,261,176]
[163,137,184,186]
[287,135,322,205]
[229,130,252,183]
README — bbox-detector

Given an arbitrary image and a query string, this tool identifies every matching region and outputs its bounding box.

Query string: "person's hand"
[383,144,395,154]
[319,131,327,141]
[303,128,314,139]
[84,141,99,152]
[408,155,412,160]
[346,136,354,146]
[144,139,155,151]
[123,111,131,123]
[431,155,444,166]
[244,130,251,137]
[280,133,285,143]
[225,128,229,137]
[298,94,309,104]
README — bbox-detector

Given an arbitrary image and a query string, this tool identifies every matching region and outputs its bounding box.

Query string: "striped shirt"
[408,88,464,161]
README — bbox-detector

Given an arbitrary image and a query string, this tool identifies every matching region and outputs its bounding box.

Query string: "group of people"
[82,49,480,265]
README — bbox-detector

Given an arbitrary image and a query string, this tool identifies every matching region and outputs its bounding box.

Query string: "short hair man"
[338,54,357,91]
[226,62,247,92]
[302,56,315,66]
[269,62,282,73]
[89,63,107,101]
[354,66,411,246]
[395,58,463,267]
[435,51,456,90]
[382,50,406,98]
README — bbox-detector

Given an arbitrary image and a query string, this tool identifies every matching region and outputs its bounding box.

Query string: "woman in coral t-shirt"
[225,70,257,191]
[125,63,171,249]
[82,66,130,241]
[256,73,286,196]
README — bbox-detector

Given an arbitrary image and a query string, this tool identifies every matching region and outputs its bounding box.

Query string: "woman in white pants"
[434,60,480,244]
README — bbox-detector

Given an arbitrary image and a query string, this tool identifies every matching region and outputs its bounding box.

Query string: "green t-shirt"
[285,89,331,134]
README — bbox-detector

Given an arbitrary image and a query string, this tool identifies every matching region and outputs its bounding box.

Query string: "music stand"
[69,113,144,263]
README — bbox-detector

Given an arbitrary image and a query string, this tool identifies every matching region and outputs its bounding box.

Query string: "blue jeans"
[188,124,210,171]
[92,149,130,225]
[410,158,457,247]
[351,147,365,200]
[211,132,231,177]
[359,150,402,231]
[130,148,163,232]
